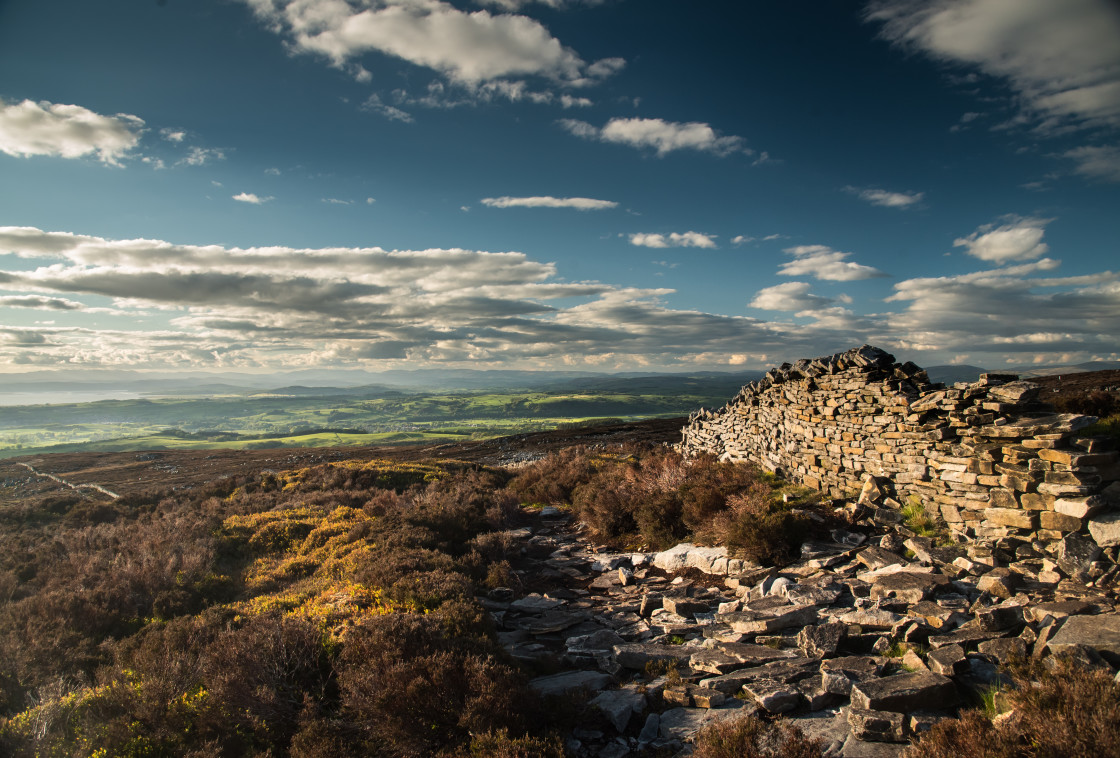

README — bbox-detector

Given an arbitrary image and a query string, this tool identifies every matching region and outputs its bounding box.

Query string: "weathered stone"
[1057,532,1102,575]
[977,568,1021,599]
[820,656,888,696]
[724,605,818,635]
[1047,614,1120,666]
[743,678,802,713]
[663,596,711,618]
[926,644,968,676]
[857,546,907,571]
[851,673,957,713]
[1089,510,1120,548]
[797,622,847,658]
[653,544,729,574]
[589,688,646,731]
[529,670,611,697]
[659,702,751,742]
[848,707,907,743]
[870,571,950,604]
[511,593,564,613]
[612,643,694,671]
[977,637,1028,664]
[838,608,905,630]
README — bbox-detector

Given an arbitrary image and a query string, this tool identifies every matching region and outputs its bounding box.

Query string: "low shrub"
[691,713,825,758]
[905,658,1120,758]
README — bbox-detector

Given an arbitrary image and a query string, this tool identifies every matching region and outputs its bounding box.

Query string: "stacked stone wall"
[679,345,1120,544]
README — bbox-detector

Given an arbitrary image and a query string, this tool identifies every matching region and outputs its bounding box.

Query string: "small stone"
[1089,511,1120,548]
[926,644,968,676]
[977,568,1021,599]
[797,622,847,658]
[589,688,646,732]
[743,678,802,713]
[848,707,907,743]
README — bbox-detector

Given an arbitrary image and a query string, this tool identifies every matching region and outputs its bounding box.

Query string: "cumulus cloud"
[0,295,83,311]
[866,0,1120,133]
[476,0,607,10]
[0,226,868,370]
[778,245,887,281]
[481,195,617,210]
[883,259,1120,359]
[560,117,748,157]
[750,282,836,312]
[844,185,924,208]
[0,97,143,165]
[233,192,274,204]
[629,232,717,249]
[952,216,1051,263]
[160,129,186,143]
[178,146,227,167]
[239,0,620,87]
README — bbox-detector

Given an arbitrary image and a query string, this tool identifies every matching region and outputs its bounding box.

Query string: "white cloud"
[178,146,227,167]
[476,0,607,10]
[233,192,274,204]
[750,282,836,312]
[560,117,748,157]
[844,185,924,208]
[952,216,1051,263]
[362,93,415,122]
[240,0,620,86]
[731,235,754,246]
[1065,144,1120,182]
[866,0,1120,133]
[778,245,886,281]
[160,128,186,143]
[322,197,353,205]
[481,195,618,210]
[0,97,143,166]
[265,167,282,175]
[367,197,377,204]
[629,232,717,249]
[883,259,1120,359]
[0,295,83,311]
[0,226,852,370]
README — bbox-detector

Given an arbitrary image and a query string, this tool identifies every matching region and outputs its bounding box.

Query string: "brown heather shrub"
[464,729,566,757]
[905,658,1120,758]
[506,445,607,505]
[691,713,825,758]
[714,483,811,566]
[338,611,536,757]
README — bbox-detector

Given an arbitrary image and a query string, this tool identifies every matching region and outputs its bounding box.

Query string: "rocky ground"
[492,500,1120,757]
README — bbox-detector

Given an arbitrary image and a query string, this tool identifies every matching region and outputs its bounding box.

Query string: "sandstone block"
[851,673,957,713]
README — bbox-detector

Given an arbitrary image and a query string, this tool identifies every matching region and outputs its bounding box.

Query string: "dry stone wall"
[679,346,1120,545]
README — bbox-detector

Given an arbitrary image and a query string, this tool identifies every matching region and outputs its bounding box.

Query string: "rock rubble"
[489,504,1120,757]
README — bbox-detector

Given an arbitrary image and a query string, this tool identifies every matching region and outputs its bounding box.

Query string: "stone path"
[483,504,1120,757]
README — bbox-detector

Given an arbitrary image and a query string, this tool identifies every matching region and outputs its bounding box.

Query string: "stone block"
[983,508,1035,529]
[851,673,957,713]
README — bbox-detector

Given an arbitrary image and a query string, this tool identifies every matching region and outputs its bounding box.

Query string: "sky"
[0,0,1118,375]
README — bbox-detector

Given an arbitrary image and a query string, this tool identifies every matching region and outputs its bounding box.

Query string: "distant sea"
[0,391,145,407]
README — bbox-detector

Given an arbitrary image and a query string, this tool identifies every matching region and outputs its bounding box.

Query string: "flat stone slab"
[870,572,950,604]
[851,672,957,713]
[511,593,565,613]
[529,670,611,697]
[613,642,695,670]
[658,701,750,742]
[724,605,819,634]
[743,678,802,713]
[1047,613,1120,665]
[653,543,729,574]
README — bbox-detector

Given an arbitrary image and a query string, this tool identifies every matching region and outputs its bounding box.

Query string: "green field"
[0,380,734,457]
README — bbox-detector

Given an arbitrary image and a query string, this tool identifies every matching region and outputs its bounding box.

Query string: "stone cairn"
[678,345,1120,548]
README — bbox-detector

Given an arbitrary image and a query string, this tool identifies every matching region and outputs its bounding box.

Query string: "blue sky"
[0,0,1118,374]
